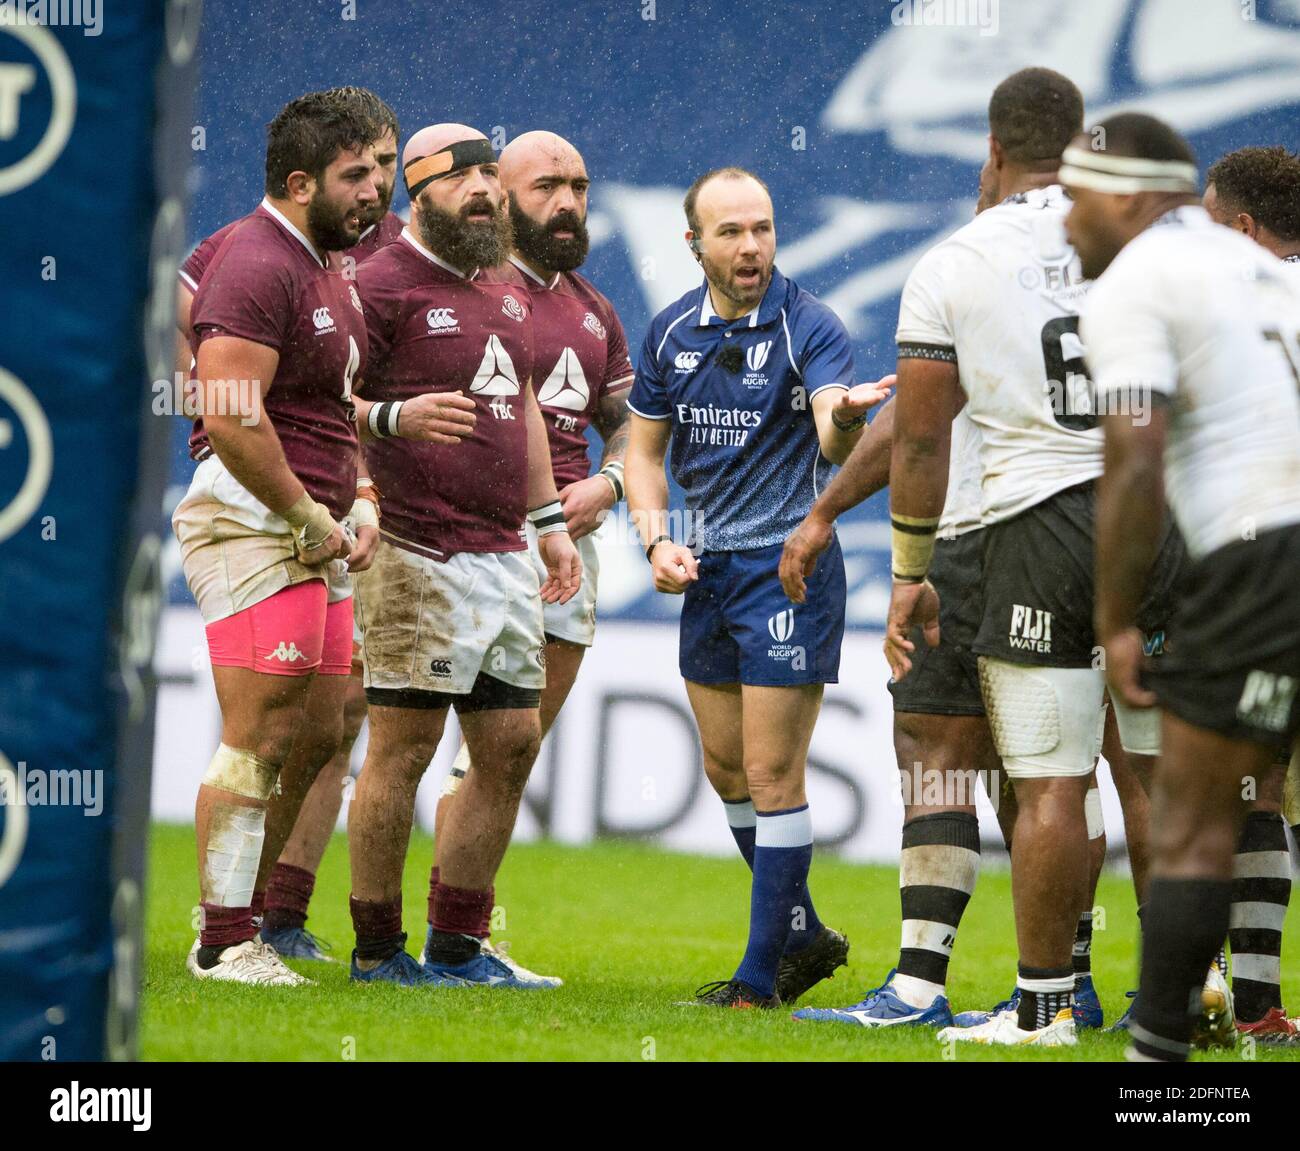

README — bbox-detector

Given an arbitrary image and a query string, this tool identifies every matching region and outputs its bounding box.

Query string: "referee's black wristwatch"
[645,534,672,563]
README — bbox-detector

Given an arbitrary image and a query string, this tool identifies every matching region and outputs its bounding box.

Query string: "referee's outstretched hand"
[779,514,833,603]
[651,541,699,594]
[883,578,941,681]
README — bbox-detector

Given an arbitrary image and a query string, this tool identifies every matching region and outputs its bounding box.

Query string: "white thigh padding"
[979,658,1063,758]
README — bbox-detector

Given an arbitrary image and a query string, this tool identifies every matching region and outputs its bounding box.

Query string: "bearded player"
[428,130,633,985]
[173,90,379,985]
[347,124,580,988]
[175,89,414,963]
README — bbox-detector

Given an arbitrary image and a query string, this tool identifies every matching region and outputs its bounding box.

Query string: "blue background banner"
[176,0,1300,622]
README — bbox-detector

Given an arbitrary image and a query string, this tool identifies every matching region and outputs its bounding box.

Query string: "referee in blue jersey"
[625,167,893,1008]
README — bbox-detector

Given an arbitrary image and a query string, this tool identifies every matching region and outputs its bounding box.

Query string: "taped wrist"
[282,493,337,551]
[528,500,568,536]
[598,461,625,502]
[349,496,379,530]
[367,400,404,438]
[201,743,280,801]
[891,512,939,582]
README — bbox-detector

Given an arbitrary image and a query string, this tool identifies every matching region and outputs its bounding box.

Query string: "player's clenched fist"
[883,578,941,681]
[650,540,699,594]
[538,531,583,605]
[394,389,478,443]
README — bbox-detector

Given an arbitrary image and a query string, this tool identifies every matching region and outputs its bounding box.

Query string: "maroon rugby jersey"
[487,257,633,488]
[182,209,403,461]
[188,201,367,519]
[180,209,404,291]
[356,230,536,558]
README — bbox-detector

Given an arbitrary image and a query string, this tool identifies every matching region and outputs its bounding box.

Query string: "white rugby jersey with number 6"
[1083,205,1300,562]
[896,184,1097,526]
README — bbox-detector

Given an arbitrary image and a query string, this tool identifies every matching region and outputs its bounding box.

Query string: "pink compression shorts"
[205,582,354,676]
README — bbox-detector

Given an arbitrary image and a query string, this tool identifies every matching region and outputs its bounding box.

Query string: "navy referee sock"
[725,797,823,953]
[733,805,814,998]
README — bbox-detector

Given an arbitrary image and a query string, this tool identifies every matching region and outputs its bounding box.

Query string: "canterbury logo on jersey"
[426,306,459,333]
[501,294,527,322]
[747,340,773,371]
[265,641,309,663]
[312,307,336,334]
[536,347,590,411]
[469,334,521,396]
[674,350,701,372]
[768,609,795,643]
[582,311,607,340]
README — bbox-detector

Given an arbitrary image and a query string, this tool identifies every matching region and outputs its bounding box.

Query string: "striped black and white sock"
[893,812,980,1008]
[1230,810,1291,1023]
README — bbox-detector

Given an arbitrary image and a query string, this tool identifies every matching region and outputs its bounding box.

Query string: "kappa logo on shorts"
[1236,671,1297,734]
[312,306,336,335]
[501,294,526,322]
[1008,604,1052,653]
[429,658,452,677]
[767,609,795,643]
[674,350,701,373]
[426,306,459,334]
[265,641,309,663]
[582,311,607,340]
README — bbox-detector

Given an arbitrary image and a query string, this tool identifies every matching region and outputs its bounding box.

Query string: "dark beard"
[307,190,360,250]
[509,201,589,273]
[361,181,393,227]
[416,195,513,271]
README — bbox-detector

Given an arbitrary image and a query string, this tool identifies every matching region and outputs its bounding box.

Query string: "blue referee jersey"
[628,268,854,552]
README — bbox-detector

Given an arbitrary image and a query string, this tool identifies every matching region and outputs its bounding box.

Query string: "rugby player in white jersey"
[1201,145,1300,1044]
[884,73,1183,1047]
[1067,114,1300,1061]
[782,68,1117,1031]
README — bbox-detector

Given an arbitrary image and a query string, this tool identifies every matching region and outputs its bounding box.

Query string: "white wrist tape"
[528,499,568,536]
[349,496,379,531]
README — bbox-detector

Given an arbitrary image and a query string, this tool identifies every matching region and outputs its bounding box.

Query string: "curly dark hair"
[264,89,387,198]
[1207,146,1300,242]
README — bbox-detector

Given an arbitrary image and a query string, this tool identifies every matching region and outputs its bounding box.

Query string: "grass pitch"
[141,823,1300,1062]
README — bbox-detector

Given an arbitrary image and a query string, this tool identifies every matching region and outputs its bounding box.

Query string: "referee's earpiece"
[689,234,702,262]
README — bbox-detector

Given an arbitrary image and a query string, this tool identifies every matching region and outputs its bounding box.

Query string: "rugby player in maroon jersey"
[430,131,633,985]
[346,123,580,988]
[172,90,380,985]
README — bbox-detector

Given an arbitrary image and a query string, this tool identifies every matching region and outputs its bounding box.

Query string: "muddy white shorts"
[354,538,546,699]
[530,524,599,647]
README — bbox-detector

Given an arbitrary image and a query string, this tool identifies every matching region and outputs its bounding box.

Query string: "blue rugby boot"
[792,969,953,1028]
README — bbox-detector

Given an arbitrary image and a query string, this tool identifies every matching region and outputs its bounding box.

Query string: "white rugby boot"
[938,1006,1077,1047]
[186,937,314,986]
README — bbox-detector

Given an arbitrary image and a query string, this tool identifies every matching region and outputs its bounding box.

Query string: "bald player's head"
[403,122,511,272]
[499,130,591,274]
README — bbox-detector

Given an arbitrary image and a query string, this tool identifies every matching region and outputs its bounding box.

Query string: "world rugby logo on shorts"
[501,294,526,322]
[767,609,795,643]
[426,306,459,335]
[582,311,607,341]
